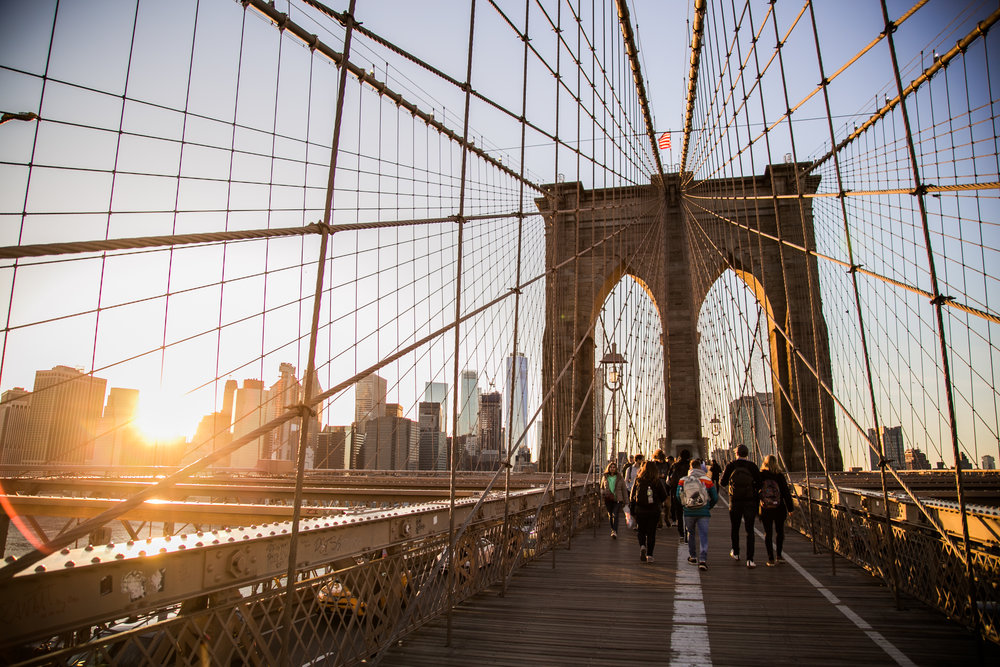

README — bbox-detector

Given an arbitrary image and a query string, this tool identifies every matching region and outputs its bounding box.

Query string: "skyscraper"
[479,390,502,468]
[728,393,775,463]
[22,365,107,465]
[93,387,140,467]
[504,354,528,450]
[869,425,905,469]
[0,388,30,465]
[230,379,266,469]
[457,370,479,437]
[418,400,446,470]
[355,373,388,425]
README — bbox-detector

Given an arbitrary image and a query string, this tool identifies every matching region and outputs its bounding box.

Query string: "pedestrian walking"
[677,458,718,570]
[708,458,722,484]
[720,444,762,568]
[758,454,795,566]
[652,449,672,527]
[600,461,627,539]
[629,460,667,563]
[667,448,692,541]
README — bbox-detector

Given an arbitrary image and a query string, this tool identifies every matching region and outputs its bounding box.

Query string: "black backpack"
[727,465,756,501]
[760,477,782,509]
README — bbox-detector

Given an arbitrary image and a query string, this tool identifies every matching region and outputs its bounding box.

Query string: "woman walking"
[600,461,626,538]
[629,460,667,563]
[758,454,795,566]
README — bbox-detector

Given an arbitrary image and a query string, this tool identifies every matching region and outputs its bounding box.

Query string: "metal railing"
[2,484,599,666]
[789,480,1000,645]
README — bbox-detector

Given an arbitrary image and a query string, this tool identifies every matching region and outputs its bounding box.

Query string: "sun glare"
[135,392,199,443]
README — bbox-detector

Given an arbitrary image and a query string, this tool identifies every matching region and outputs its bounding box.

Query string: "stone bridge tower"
[536,164,841,474]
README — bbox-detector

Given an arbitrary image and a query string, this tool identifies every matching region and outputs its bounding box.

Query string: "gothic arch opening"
[697,268,780,467]
[594,272,665,470]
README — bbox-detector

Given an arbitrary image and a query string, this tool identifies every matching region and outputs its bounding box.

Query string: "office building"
[982,454,996,470]
[457,370,479,437]
[93,387,141,466]
[360,415,418,470]
[728,393,775,463]
[905,447,932,470]
[504,354,528,451]
[479,391,502,468]
[868,425,905,470]
[356,373,387,425]
[230,379,266,468]
[418,400,446,470]
[0,388,31,465]
[21,365,107,465]
[314,425,353,469]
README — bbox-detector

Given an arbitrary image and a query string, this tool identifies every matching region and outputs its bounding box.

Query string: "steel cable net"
[0,0,655,663]
[681,0,999,644]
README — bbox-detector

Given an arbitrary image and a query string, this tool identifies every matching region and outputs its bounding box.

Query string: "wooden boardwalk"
[379,510,997,666]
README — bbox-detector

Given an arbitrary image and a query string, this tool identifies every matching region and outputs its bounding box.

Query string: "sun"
[134,391,200,443]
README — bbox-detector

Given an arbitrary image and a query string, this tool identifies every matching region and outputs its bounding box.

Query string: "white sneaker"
[746,560,756,569]
[729,550,739,560]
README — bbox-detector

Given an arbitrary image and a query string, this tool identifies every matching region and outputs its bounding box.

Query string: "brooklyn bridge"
[0,0,998,664]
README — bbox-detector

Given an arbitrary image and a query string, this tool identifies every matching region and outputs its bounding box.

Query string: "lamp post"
[600,343,627,466]
[710,414,721,462]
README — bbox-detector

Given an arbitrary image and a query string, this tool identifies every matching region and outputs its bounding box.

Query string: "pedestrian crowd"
[600,444,795,569]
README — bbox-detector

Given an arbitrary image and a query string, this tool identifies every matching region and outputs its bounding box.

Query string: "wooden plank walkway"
[379,510,998,666]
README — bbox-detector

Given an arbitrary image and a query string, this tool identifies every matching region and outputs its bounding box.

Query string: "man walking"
[720,445,761,568]
[667,449,692,541]
[677,458,718,571]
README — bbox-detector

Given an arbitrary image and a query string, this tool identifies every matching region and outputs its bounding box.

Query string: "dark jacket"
[758,469,794,514]
[720,457,761,502]
[630,478,668,516]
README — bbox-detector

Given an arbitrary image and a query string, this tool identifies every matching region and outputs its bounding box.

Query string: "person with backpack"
[720,444,762,568]
[652,449,672,528]
[667,448,692,542]
[629,460,668,563]
[758,454,795,566]
[677,457,718,570]
[599,460,627,539]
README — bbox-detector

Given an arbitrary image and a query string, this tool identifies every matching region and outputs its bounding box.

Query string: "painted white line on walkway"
[669,540,712,666]
[756,527,917,667]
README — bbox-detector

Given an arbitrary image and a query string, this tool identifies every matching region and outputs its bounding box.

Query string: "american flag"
[658,132,671,150]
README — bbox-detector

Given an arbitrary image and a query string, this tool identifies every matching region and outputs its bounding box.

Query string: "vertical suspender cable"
[447,0,478,647]
[280,1,357,664]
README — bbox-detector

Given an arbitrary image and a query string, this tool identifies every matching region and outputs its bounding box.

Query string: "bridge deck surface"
[380,508,996,666]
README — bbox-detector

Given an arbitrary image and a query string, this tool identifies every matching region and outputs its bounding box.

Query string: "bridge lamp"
[710,414,721,460]
[600,343,627,465]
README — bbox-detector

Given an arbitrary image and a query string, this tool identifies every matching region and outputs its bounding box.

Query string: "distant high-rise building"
[418,400,446,470]
[356,373,387,425]
[360,416,418,470]
[869,425,905,469]
[385,403,404,418]
[314,425,353,470]
[957,452,973,470]
[479,391,502,468]
[0,388,31,465]
[93,387,141,467]
[457,370,479,437]
[188,411,233,467]
[982,454,996,470]
[22,365,107,465]
[230,379,266,469]
[905,447,932,470]
[728,393,775,463]
[504,354,528,449]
